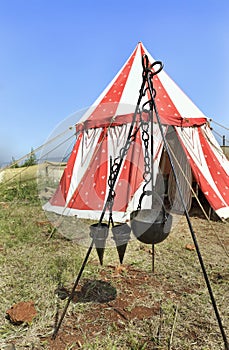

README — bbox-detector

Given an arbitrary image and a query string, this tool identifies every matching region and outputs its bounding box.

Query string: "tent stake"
[52,238,94,339]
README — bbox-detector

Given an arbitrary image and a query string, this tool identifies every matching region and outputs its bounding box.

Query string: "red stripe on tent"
[67,129,108,211]
[141,45,185,125]
[85,46,139,126]
[75,113,207,132]
[113,126,144,212]
[177,127,229,212]
[151,77,182,124]
[198,128,229,209]
[50,134,82,206]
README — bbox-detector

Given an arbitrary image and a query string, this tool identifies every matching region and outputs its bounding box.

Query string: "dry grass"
[0,165,39,184]
[0,179,228,349]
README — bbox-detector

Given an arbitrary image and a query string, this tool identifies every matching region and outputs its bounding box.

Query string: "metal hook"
[142,54,163,77]
[150,61,164,76]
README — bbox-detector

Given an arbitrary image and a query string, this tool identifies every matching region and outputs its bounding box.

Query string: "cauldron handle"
[137,190,152,211]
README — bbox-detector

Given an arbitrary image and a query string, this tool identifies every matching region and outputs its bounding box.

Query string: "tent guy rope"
[0,125,74,174]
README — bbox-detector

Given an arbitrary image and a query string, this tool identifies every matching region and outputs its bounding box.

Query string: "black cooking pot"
[130,208,172,244]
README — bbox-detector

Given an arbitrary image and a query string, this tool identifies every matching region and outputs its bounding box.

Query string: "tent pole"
[145,62,229,350]
[52,238,94,339]
[150,102,155,273]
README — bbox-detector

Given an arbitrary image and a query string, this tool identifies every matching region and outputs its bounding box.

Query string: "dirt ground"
[1,201,228,350]
[47,264,164,349]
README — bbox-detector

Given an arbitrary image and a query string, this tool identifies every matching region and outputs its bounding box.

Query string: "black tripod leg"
[52,238,94,339]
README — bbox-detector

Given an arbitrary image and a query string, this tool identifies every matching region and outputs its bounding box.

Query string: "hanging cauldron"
[112,223,131,264]
[130,208,172,244]
[90,223,109,265]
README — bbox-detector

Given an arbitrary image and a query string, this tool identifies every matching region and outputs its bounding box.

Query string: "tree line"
[10,148,37,168]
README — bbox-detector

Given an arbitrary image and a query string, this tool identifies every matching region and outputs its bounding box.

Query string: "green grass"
[0,177,228,349]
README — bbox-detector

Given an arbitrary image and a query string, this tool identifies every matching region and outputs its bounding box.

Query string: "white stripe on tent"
[176,125,228,208]
[144,45,207,120]
[215,206,229,218]
[66,128,102,206]
[115,45,147,115]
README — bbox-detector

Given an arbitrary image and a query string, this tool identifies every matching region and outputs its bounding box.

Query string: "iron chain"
[137,114,152,210]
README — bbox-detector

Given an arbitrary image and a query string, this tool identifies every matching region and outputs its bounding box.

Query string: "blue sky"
[0,0,229,166]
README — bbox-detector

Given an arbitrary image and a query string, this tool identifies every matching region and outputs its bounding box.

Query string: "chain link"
[137,113,152,210]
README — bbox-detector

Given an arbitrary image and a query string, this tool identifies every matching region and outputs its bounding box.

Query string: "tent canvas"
[43,42,229,221]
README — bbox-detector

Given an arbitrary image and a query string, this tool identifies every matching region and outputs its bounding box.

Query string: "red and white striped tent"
[43,42,229,221]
